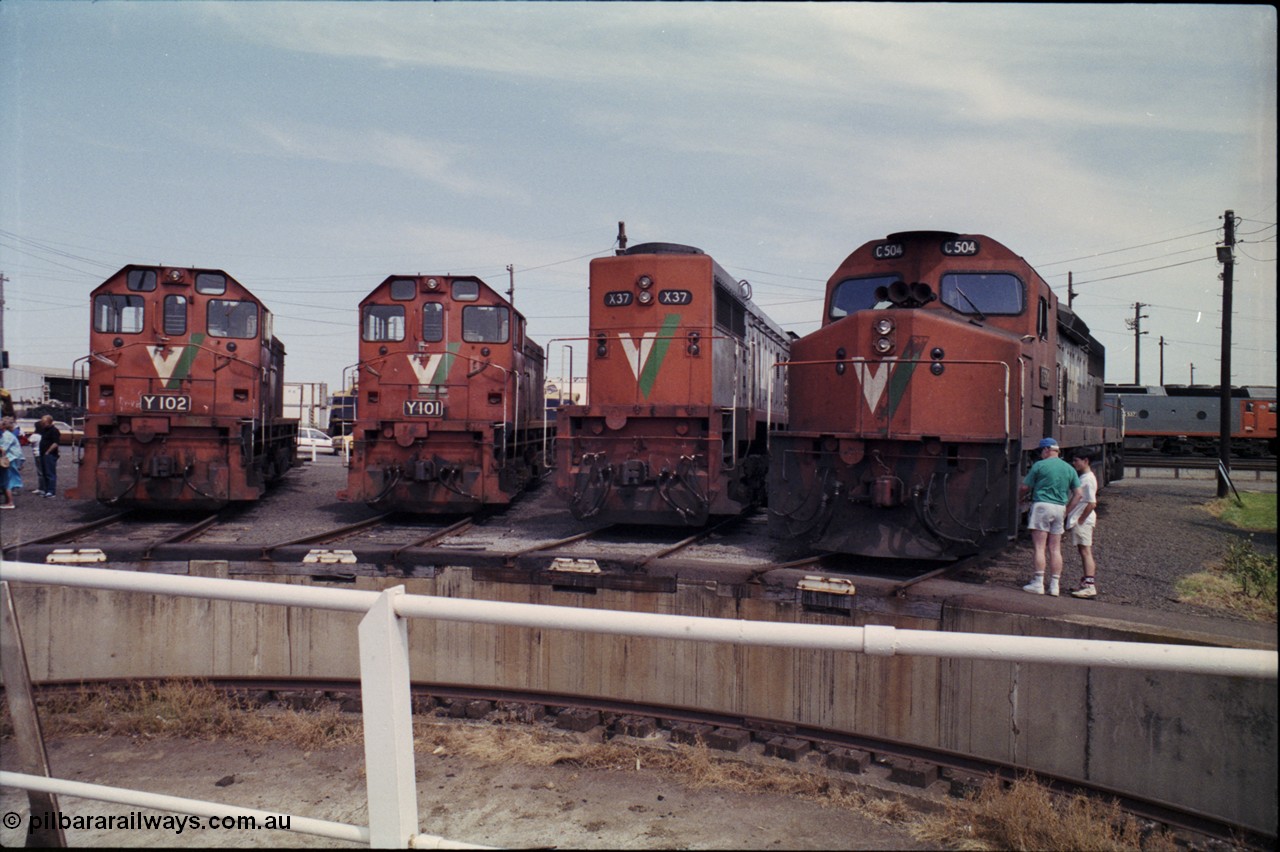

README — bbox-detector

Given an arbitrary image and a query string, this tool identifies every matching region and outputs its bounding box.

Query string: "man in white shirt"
[1066,449,1100,598]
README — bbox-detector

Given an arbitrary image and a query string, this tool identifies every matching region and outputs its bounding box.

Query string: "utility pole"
[616,221,628,255]
[1125,302,1149,385]
[1158,336,1166,386]
[1190,363,1196,385]
[1067,271,1076,308]
[1217,210,1236,497]
[506,264,515,307]
[0,271,8,388]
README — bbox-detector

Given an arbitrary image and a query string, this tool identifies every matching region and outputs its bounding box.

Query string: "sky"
[1,2,1275,396]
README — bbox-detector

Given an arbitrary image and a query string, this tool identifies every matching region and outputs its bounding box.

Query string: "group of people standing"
[1020,437,1101,599]
[1,415,61,510]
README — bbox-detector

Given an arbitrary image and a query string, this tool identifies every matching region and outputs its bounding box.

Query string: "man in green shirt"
[1019,437,1083,597]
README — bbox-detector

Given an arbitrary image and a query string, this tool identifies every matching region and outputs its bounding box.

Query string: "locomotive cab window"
[163,295,188,335]
[829,275,898,320]
[940,272,1024,316]
[207,299,259,339]
[389,278,417,301]
[363,305,405,341]
[462,305,509,343]
[452,279,480,302]
[126,269,157,292]
[195,273,226,295]
[94,294,145,334]
[422,302,444,342]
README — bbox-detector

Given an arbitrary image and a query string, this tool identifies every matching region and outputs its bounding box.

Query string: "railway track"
[23,677,1273,851]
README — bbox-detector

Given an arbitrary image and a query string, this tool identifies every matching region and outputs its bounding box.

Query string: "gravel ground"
[994,475,1277,622]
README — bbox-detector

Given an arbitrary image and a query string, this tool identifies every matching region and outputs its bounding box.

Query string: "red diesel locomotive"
[338,274,547,513]
[768,231,1124,560]
[71,265,297,508]
[555,242,791,525]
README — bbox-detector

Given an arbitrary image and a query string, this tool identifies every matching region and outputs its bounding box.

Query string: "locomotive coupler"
[871,475,904,508]
[619,459,648,487]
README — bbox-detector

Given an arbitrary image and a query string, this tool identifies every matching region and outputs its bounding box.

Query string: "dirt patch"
[2,733,935,849]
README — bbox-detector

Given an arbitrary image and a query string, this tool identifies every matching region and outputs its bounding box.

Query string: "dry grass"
[3,683,1224,850]
[8,681,364,748]
[912,774,1178,852]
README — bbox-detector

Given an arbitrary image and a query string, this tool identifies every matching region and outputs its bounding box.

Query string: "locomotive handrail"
[771,356,1014,445]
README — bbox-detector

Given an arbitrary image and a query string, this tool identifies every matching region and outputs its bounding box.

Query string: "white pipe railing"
[0,559,1275,848]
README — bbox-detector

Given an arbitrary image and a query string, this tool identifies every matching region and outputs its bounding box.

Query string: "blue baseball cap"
[1038,437,1059,449]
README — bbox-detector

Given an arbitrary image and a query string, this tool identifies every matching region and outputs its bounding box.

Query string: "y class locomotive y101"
[555,241,791,525]
[768,231,1124,560]
[337,274,548,513]
[70,265,298,508]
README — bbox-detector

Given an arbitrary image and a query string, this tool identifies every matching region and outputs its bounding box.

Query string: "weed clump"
[913,774,1178,851]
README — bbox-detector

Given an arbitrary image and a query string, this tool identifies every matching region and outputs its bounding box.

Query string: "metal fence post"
[358,585,418,848]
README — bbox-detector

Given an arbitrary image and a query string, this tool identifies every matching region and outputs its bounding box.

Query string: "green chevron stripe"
[637,313,683,399]
[165,333,206,390]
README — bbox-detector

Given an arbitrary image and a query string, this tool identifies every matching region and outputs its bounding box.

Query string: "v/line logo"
[147,334,206,390]
[406,345,460,386]
[616,313,683,399]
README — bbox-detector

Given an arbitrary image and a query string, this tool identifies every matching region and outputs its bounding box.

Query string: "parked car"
[13,418,82,447]
[297,427,335,455]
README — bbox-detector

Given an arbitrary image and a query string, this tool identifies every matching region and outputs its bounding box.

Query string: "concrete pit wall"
[2,565,1275,835]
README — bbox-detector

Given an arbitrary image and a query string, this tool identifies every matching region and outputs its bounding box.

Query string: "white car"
[297,427,335,455]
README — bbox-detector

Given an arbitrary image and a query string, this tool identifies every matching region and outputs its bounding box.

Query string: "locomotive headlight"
[873,336,894,355]
[637,290,653,305]
[425,277,440,290]
[931,347,945,360]
[226,342,237,353]
[636,275,653,289]
[873,318,895,336]
[595,333,608,358]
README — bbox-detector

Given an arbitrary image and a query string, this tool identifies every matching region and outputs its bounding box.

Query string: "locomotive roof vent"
[623,242,704,256]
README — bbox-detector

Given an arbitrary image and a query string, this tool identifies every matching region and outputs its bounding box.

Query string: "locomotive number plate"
[140,394,191,412]
[604,291,634,307]
[657,289,692,305]
[941,238,981,256]
[873,241,905,260]
[403,399,444,417]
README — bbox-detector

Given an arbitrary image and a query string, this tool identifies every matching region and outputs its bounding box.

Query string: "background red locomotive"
[338,274,547,513]
[555,241,791,525]
[71,265,297,508]
[769,231,1124,560]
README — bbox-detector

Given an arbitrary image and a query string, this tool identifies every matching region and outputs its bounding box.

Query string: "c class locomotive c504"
[338,274,547,513]
[71,265,297,508]
[555,241,791,526]
[768,231,1124,560]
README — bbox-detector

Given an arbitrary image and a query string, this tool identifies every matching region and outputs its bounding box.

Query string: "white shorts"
[1068,523,1095,547]
[1028,502,1067,535]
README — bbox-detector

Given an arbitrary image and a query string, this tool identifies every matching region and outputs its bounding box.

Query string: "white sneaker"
[1048,578,1060,597]
[33,490,45,496]
[1022,579,1045,595]
[1071,585,1097,599]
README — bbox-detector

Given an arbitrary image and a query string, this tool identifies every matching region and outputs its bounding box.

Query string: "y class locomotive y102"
[337,274,548,513]
[555,241,791,525]
[70,265,298,508]
[769,231,1124,560]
